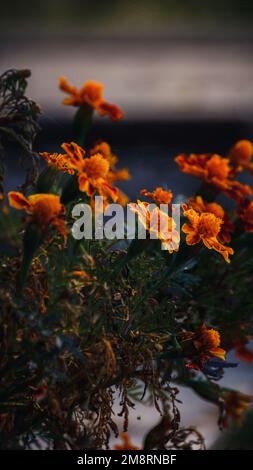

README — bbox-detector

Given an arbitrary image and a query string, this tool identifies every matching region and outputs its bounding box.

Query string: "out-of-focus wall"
[1,1,253,120]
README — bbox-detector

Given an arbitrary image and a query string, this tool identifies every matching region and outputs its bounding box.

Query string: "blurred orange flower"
[130,200,180,252]
[188,196,234,244]
[235,341,253,363]
[62,142,119,204]
[39,151,75,174]
[176,153,252,201]
[222,390,252,427]
[8,192,67,241]
[229,139,253,174]
[113,433,140,450]
[59,77,123,121]
[141,187,173,205]
[237,198,253,232]
[182,204,234,263]
[0,192,9,215]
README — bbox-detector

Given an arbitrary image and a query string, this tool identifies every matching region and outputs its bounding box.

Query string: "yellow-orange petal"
[209,347,226,360]
[90,141,118,167]
[78,174,93,195]
[109,168,131,183]
[58,76,77,95]
[97,100,124,121]
[8,192,31,210]
[83,153,110,179]
[183,229,200,245]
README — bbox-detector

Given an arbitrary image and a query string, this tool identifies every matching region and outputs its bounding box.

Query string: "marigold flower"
[113,433,140,450]
[90,141,131,184]
[59,77,124,121]
[188,196,234,244]
[182,324,226,370]
[8,192,67,241]
[90,141,118,167]
[141,187,173,205]
[194,325,226,361]
[182,203,234,263]
[62,142,119,204]
[237,198,253,232]
[229,140,253,173]
[39,152,75,174]
[175,153,252,201]
[129,200,180,252]
[222,391,252,427]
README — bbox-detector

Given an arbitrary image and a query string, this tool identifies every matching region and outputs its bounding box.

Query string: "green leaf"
[36,166,58,193]
[61,174,80,204]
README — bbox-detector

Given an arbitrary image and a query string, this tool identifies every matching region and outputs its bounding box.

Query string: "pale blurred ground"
[110,350,253,449]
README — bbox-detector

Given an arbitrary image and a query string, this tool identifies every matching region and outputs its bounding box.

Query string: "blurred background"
[1,0,253,448]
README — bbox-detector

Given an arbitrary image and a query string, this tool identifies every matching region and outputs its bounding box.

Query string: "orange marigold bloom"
[237,198,253,232]
[62,142,118,204]
[181,324,225,370]
[39,152,75,174]
[222,391,253,427]
[113,433,140,450]
[188,196,234,244]
[8,192,67,241]
[194,324,226,361]
[182,204,234,263]
[90,141,131,184]
[59,77,124,121]
[229,139,253,174]
[176,153,252,201]
[141,187,173,205]
[130,200,180,252]
[90,141,118,167]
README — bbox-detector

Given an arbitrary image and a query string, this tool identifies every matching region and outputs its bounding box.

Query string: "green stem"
[16,224,44,294]
[73,104,94,147]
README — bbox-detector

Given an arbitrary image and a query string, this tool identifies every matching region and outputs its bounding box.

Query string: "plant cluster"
[0,70,253,450]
